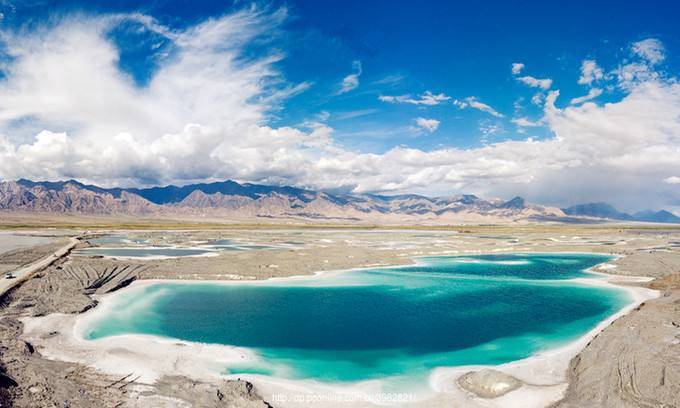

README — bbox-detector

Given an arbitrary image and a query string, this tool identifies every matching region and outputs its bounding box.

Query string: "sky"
[0,0,679,212]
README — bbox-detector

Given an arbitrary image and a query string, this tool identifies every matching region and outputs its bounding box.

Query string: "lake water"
[76,236,280,259]
[81,253,629,384]
[74,246,218,258]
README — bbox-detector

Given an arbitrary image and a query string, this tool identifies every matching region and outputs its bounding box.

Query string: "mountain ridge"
[1,179,559,223]
[562,202,680,224]
[1,179,678,224]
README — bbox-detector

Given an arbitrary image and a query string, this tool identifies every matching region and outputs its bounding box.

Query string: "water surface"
[77,235,281,258]
[83,253,629,383]
[75,246,217,258]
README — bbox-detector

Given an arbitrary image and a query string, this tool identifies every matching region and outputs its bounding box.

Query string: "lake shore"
[1,227,679,407]
[18,256,658,408]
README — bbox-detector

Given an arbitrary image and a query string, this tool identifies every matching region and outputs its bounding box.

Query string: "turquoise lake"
[82,253,629,383]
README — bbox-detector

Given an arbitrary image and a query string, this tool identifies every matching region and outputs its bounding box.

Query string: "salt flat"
[1,225,679,407]
[0,232,53,255]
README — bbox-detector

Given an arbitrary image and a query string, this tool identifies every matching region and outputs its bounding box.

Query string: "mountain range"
[0,179,678,224]
[562,202,680,224]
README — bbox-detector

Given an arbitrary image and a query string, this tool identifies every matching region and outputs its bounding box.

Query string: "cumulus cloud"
[453,97,504,118]
[615,62,661,90]
[664,176,680,185]
[511,63,525,75]
[511,117,542,127]
[531,93,544,106]
[414,117,440,133]
[0,8,322,186]
[612,38,668,91]
[632,38,665,65]
[347,78,680,208]
[338,60,362,94]
[378,91,451,106]
[578,60,604,85]
[0,15,678,211]
[512,63,551,90]
[516,75,552,90]
[570,88,603,105]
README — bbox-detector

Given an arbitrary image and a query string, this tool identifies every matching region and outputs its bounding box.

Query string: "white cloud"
[338,60,362,94]
[578,60,603,85]
[372,74,404,86]
[570,88,603,105]
[511,63,524,75]
[632,38,665,65]
[379,91,451,106]
[315,111,331,121]
[511,117,542,127]
[478,121,504,144]
[664,176,680,185]
[338,80,680,208]
[613,62,660,91]
[602,38,669,92]
[0,9,320,186]
[414,117,440,133]
[512,64,552,90]
[333,109,378,120]
[0,17,679,211]
[453,97,504,117]
[531,93,544,106]
[516,75,552,90]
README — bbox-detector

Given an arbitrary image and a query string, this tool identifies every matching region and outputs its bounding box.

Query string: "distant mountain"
[562,202,634,220]
[16,178,127,198]
[4,179,678,224]
[632,209,680,223]
[4,180,155,214]
[498,196,526,210]
[0,179,567,223]
[563,202,680,224]
[127,180,316,205]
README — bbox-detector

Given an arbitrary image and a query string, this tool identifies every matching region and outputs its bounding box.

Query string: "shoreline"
[19,252,659,407]
[72,245,223,260]
[428,271,658,407]
[73,250,624,287]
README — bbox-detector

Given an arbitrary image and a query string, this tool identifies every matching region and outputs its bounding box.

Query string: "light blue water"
[87,235,148,245]
[82,253,629,384]
[75,247,217,258]
[78,236,281,258]
[203,239,277,251]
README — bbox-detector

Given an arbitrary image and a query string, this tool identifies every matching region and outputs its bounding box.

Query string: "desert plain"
[0,218,679,408]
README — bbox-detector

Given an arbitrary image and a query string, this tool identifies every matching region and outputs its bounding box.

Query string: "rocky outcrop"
[457,369,523,398]
[0,181,159,214]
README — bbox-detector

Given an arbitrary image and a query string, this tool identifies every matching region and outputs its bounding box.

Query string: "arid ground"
[1,221,679,407]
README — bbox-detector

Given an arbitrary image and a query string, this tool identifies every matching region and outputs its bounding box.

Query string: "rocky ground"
[0,243,273,407]
[555,249,680,408]
[0,226,678,407]
[0,239,69,275]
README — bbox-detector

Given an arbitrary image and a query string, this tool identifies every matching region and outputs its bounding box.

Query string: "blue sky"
[0,1,679,211]
[3,0,678,152]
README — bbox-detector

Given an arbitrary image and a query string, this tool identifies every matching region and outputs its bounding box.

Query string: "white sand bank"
[20,257,658,408]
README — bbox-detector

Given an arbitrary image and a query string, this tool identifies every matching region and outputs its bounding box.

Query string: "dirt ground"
[0,226,679,407]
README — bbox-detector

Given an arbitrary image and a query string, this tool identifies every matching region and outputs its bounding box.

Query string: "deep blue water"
[83,253,629,382]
